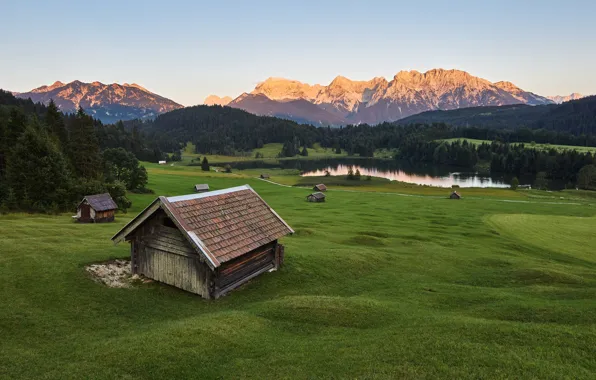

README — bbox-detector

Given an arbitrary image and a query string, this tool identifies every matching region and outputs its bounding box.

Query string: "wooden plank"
[215,263,275,299]
[145,239,196,257]
[154,225,185,238]
[138,247,207,297]
[155,233,187,245]
[112,201,161,243]
[152,233,194,250]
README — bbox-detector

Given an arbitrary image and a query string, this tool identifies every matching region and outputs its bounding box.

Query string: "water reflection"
[221,158,531,188]
[302,164,511,188]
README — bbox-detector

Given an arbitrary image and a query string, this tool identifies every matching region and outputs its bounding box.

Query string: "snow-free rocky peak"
[204,95,233,106]
[227,68,555,125]
[15,80,183,123]
[547,93,585,104]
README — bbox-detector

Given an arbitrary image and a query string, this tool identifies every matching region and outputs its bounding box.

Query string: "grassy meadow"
[1,164,596,379]
[172,142,395,166]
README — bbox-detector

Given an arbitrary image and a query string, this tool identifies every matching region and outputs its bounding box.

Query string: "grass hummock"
[0,161,595,379]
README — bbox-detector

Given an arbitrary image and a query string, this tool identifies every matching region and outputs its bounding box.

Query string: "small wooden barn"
[111,185,294,299]
[260,173,270,179]
[307,192,326,202]
[194,184,209,193]
[76,193,117,223]
[450,191,461,199]
[313,184,327,192]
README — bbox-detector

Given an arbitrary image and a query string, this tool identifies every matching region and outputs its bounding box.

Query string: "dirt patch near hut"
[85,259,151,288]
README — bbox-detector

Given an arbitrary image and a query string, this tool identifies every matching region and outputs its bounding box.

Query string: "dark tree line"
[0,90,150,213]
[397,95,596,136]
[487,142,595,185]
[142,105,320,155]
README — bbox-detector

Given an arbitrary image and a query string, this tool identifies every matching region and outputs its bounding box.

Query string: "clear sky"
[1,0,595,106]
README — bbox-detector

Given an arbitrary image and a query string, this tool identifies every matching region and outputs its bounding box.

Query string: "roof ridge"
[167,185,251,203]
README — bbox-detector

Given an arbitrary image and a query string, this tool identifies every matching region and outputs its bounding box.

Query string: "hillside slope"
[398,96,596,135]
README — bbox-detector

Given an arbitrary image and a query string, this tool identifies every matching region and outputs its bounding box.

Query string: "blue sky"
[1,0,595,106]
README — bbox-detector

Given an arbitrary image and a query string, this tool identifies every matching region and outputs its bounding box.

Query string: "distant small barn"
[194,184,209,193]
[260,174,270,179]
[307,192,326,202]
[158,160,166,165]
[313,184,327,192]
[111,185,294,299]
[450,191,461,199]
[76,193,117,223]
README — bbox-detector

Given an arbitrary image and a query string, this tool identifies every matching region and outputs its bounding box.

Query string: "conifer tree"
[45,100,68,148]
[68,107,102,179]
[6,124,71,211]
[510,176,519,190]
[6,108,27,152]
[347,166,354,180]
[201,157,210,171]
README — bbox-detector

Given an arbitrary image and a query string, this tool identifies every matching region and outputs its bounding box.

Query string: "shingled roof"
[80,193,117,211]
[112,185,294,268]
[308,192,326,200]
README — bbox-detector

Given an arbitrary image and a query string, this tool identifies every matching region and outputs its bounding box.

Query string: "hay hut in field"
[194,184,209,193]
[111,185,294,299]
[450,191,461,199]
[260,173,270,179]
[307,192,326,202]
[76,193,117,223]
[313,184,327,192]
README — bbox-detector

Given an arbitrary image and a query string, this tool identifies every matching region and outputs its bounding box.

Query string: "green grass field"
[171,142,395,166]
[1,165,595,379]
[440,138,596,153]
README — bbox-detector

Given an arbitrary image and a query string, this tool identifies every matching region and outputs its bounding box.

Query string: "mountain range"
[396,95,596,136]
[206,69,555,126]
[546,93,584,104]
[14,81,182,123]
[10,71,588,126]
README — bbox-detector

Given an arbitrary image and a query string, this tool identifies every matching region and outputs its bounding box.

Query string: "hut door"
[81,204,91,219]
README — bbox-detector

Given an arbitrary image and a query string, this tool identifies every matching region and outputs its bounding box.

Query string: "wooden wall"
[77,204,114,223]
[130,211,211,298]
[213,242,277,298]
[127,209,284,299]
[94,210,115,222]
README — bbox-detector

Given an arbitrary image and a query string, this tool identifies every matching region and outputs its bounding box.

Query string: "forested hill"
[0,89,155,213]
[144,105,320,154]
[398,96,596,135]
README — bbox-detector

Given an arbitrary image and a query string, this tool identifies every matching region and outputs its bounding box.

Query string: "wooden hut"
[260,173,270,179]
[450,191,461,199]
[307,192,326,202]
[194,184,209,193]
[111,185,294,299]
[76,193,117,223]
[313,184,327,192]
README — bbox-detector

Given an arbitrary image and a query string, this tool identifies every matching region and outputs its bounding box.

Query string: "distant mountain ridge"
[15,81,182,123]
[214,69,555,126]
[397,95,596,136]
[546,93,585,104]
[204,95,233,106]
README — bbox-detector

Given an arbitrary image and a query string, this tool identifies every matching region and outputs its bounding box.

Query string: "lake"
[224,158,533,188]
